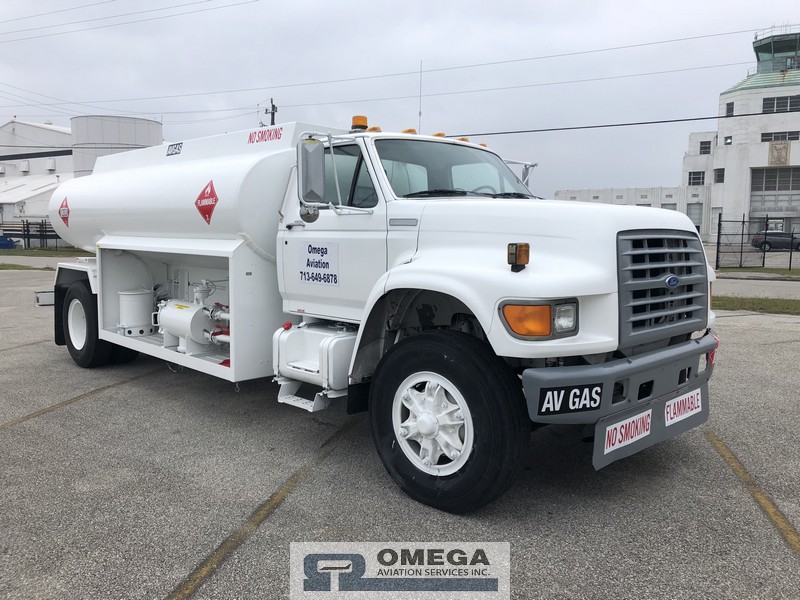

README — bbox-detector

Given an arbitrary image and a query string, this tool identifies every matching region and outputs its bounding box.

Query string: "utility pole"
[265,98,277,126]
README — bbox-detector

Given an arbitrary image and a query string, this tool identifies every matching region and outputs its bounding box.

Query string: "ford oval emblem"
[665,275,680,288]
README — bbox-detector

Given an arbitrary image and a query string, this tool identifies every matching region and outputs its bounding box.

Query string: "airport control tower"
[699,25,800,232]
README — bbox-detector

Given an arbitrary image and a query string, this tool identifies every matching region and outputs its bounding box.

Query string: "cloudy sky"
[1,0,797,196]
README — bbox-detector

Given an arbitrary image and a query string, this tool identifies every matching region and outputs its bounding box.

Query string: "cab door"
[279,141,387,322]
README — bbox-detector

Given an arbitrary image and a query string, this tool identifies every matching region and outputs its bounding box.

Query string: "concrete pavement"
[2,270,798,599]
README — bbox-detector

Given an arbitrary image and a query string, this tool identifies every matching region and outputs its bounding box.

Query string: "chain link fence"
[715,215,798,270]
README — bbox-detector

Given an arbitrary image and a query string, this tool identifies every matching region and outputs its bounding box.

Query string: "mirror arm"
[327,134,344,208]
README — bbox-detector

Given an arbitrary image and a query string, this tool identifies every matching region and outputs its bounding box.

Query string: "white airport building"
[555,25,800,241]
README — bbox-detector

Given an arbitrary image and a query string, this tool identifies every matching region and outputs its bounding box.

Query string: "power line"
[0,60,750,118]
[0,70,420,108]
[0,85,77,118]
[279,62,751,110]
[0,0,220,37]
[425,29,758,73]
[0,27,757,105]
[0,81,138,116]
[2,58,745,125]
[0,109,778,149]
[0,1,119,25]
[0,0,259,44]
[450,111,771,139]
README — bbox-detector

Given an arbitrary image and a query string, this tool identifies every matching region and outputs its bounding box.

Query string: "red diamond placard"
[58,197,70,227]
[195,180,219,224]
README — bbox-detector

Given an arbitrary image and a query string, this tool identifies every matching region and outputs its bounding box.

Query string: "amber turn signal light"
[502,304,551,337]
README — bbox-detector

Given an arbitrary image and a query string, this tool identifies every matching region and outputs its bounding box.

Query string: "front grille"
[618,230,709,348]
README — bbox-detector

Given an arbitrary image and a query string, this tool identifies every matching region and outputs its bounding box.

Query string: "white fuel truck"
[45,117,718,512]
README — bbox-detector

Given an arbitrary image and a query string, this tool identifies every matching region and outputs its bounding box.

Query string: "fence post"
[739,214,746,268]
[715,213,722,270]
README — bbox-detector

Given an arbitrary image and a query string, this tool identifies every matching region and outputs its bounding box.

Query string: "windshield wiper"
[490,192,533,198]
[403,189,468,198]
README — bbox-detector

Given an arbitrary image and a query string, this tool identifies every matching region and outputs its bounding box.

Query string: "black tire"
[369,330,529,513]
[761,241,771,251]
[63,280,112,368]
[110,345,139,365]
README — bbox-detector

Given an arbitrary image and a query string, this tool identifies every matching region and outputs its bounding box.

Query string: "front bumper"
[521,330,717,468]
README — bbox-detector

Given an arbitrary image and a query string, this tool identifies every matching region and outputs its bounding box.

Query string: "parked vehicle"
[0,235,20,249]
[751,230,800,251]
[40,117,718,512]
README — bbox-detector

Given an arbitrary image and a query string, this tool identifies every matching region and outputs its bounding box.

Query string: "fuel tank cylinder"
[49,122,320,251]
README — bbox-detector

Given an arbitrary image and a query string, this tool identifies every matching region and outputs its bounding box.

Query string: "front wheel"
[761,241,772,251]
[369,331,529,513]
[63,280,112,368]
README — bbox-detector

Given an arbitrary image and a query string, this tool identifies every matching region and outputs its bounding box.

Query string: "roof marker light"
[351,115,368,131]
[402,128,417,134]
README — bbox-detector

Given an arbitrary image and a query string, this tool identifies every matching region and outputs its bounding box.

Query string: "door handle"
[286,221,306,229]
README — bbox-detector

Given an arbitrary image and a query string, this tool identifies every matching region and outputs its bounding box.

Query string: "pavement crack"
[705,430,800,556]
[0,339,50,352]
[0,368,162,430]
[165,415,363,600]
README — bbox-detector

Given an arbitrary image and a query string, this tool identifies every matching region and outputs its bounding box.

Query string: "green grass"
[0,263,54,271]
[713,295,800,315]
[0,247,93,257]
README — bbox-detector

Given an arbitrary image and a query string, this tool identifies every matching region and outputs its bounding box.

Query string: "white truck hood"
[406,197,704,298]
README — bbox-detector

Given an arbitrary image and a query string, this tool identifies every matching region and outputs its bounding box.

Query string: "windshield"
[374,139,532,198]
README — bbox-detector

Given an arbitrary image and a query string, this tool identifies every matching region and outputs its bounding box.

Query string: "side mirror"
[297,138,325,204]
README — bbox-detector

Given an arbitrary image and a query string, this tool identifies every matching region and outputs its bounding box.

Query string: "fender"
[53,261,98,346]
[349,242,633,384]
[347,254,505,383]
[55,261,99,294]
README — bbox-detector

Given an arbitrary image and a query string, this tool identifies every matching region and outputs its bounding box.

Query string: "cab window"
[324,145,378,208]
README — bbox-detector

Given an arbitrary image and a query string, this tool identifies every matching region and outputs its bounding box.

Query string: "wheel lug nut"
[454,410,463,420]
[422,457,431,466]
[450,450,460,460]
[399,427,408,437]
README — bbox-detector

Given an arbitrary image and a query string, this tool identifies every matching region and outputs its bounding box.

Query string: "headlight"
[500,300,578,340]
[554,303,577,333]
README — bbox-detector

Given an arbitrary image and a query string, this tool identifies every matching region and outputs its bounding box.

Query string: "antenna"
[418,61,423,132]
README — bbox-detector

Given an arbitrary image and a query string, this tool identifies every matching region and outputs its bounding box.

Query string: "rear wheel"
[63,281,112,368]
[369,330,529,513]
[761,241,772,251]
